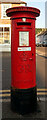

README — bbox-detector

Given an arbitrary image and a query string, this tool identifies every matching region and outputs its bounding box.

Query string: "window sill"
[1,17,10,20]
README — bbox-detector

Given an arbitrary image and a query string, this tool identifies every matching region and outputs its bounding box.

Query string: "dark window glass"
[0,27,3,31]
[4,27,9,31]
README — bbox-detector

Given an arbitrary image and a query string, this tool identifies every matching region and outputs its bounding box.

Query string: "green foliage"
[35,28,47,35]
[35,28,42,34]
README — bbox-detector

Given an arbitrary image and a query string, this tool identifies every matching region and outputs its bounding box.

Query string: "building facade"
[0,0,27,51]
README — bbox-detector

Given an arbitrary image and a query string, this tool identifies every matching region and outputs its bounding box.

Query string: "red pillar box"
[6,6,40,114]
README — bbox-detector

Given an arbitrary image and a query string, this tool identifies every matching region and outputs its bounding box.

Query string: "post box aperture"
[6,6,40,114]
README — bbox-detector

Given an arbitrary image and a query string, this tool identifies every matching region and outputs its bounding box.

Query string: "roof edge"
[0,1,27,4]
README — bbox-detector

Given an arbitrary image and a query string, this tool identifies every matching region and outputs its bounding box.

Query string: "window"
[1,4,11,19]
[0,27,10,44]
[19,32,29,46]
[44,34,47,40]
[0,27,3,44]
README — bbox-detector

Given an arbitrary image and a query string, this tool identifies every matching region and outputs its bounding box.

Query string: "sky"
[23,0,47,28]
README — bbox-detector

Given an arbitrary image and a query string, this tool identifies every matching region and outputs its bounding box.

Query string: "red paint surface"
[6,7,40,89]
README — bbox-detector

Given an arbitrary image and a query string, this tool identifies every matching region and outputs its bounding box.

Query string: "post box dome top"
[6,6,40,17]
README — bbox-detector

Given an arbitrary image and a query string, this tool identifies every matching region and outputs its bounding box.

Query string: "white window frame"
[0,24,11,45]
[1,4,11,19]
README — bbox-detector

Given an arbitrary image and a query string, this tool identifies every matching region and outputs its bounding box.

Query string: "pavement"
[0,47,47,120]
[36,47,47,57]
[0,97,46,120]
[2,100,46,119]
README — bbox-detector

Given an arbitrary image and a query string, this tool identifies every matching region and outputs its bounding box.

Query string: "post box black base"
[11,86,37,114]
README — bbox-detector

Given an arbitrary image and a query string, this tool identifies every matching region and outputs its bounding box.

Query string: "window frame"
[0,24,11,44]
[1,4,11,19]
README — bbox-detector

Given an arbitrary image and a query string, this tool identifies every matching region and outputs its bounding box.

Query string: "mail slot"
[6,6,40,114]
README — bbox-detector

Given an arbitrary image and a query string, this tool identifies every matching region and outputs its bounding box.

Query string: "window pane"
[0,32,3,44]
[0,27,3,31]
[4,27,9,31]
[0,27,10,44]
[4,40,9,43]
[0,27,3,44]
[4,32,10,40]
[0,33,2,37]
[44,35,47,40]
[2,4,11,18]
[0,33,3,37]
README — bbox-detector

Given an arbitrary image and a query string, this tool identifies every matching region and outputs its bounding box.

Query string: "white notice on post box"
[19,32,29,46]
[18,47,31,51]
